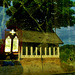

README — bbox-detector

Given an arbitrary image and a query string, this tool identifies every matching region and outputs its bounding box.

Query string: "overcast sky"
[0,1,75,45]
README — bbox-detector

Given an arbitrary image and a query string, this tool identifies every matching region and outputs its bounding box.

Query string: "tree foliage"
[0,0,11,7]
[60,45,75,62]
[73,2,75,6]
[0,0,75,32]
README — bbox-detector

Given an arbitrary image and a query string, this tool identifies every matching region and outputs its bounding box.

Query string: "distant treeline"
[60,45,75,62]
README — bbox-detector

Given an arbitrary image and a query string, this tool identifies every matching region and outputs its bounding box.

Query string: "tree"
[60,45,75,62]
[1,0,75,32]
[73,2,75,6]
[0,0,10,7]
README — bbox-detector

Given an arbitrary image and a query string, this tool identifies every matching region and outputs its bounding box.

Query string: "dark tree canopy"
[0,0,11,7]
[0,0,75,32]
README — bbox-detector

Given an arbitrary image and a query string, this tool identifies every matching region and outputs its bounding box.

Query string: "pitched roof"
[5,30,63,44]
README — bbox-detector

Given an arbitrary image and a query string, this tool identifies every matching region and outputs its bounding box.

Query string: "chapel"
[4,29,63,60]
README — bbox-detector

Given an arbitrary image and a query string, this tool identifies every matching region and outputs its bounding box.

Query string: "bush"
[60,52,68,62]
[60,45,75,62]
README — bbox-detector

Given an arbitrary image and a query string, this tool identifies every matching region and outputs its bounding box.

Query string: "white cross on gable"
[10,29,16,35]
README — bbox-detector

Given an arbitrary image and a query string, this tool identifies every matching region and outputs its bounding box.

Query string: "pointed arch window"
[5,36,11,52]
[13,36,19,52]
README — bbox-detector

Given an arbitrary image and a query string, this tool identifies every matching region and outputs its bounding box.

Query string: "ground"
[0,65,23,75]
[0,59,75,75]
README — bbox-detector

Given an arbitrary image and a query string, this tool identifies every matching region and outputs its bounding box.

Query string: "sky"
[0,1,75,45]
[56,26,75,45]
[71,0,75,2]
[0,7,10,39]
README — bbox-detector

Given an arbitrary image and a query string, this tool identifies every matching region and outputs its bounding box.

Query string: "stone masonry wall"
[20,58,61,65]
[20,58,62,75]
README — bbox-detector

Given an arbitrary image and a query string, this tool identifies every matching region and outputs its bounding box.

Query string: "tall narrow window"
[5,36,11,52]
[13,36,19,52]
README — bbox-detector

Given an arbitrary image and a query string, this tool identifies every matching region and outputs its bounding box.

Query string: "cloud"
[56,26,75,45]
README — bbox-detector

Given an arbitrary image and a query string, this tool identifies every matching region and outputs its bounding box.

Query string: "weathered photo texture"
[0,0,75,75]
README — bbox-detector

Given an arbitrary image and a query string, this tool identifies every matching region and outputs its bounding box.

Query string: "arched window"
[13,36,19,52]
[5,36,11,52]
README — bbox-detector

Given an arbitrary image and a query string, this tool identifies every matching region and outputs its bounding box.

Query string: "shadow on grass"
[0,60,23,75]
